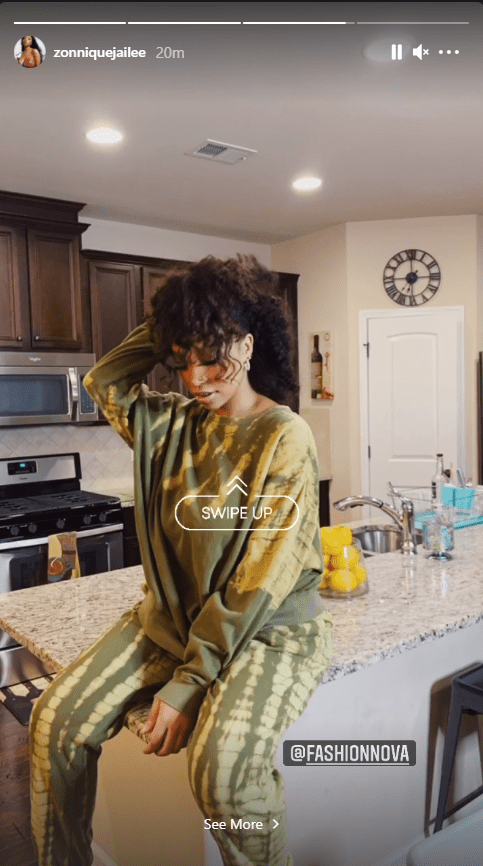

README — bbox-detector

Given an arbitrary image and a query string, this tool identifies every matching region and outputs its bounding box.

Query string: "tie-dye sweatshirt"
[83,323,326,722]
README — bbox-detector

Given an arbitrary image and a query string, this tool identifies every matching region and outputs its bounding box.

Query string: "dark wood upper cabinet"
[87,260,141,360]
[0,226,29,348]
[142,264,178,312]
[82,251,191,400]
[27,228,85,349]
[0,191,90,351]
[141,263,191,398]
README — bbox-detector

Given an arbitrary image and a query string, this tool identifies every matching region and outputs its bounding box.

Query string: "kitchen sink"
[352,524,423,555]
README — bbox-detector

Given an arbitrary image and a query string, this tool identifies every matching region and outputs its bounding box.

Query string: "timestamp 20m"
[156,47,185,59]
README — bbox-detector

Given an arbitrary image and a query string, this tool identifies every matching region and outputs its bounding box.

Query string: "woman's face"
[22,36,32,47]
[171,336,252,409]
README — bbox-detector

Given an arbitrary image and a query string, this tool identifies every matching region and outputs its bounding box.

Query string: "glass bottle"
[311,335,323,399]
[431,453,445,506]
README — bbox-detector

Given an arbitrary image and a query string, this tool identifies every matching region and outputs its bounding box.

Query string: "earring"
[245,357,251,371]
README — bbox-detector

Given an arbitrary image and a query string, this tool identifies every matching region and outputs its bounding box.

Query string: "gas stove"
[0,453,122,543]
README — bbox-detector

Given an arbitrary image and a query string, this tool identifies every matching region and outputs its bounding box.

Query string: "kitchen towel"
[0,675,56,726]
[47,532,81,581]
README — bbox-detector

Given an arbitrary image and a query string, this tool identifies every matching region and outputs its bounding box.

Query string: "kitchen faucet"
[333,492,418,556]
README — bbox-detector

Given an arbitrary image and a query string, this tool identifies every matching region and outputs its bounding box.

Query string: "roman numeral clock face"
[383,250,441,306]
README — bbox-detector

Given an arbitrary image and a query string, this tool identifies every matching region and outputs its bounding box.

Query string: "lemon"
[320,527,334,546]
[331,545,359,569]
[323,553,330,568]
[333,525,353,546]
[323,541,343,556]
[322,544,342,557]
[320,528,340,554]
[321,525,352,554]
[330,552,347,569]
[351,564,366,585]
[329,569,358,593]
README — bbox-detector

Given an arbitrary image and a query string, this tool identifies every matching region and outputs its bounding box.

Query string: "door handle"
[68,368,79,420]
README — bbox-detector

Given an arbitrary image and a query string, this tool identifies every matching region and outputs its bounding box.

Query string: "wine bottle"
[311,335,323,399]
[431,453,445,506]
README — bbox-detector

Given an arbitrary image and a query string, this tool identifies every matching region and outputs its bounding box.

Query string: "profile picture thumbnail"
[15,35,46,68]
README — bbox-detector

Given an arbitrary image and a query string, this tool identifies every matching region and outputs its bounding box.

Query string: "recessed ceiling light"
[292,176,322,191]
[85,127,123,144]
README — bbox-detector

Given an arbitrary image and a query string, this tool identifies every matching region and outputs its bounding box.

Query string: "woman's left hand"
[140,697,192,756]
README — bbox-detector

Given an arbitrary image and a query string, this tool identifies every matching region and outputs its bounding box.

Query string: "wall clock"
[383,249,441,306]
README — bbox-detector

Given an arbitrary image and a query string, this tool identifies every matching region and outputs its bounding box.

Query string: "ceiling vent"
[186,139,257,165]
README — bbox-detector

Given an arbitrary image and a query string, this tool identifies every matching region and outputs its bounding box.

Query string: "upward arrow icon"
[226,476,248,496]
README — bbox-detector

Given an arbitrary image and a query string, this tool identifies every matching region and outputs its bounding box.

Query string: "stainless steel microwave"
[0,352,98,426]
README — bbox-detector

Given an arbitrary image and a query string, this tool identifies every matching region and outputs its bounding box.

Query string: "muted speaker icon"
[413,44,423,59]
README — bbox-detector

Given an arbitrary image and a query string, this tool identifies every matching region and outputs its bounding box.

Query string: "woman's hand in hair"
[141,697,192,756]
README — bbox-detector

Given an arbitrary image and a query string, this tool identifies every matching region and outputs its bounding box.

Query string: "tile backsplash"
[0,411,331,494]
[0,425,134,494]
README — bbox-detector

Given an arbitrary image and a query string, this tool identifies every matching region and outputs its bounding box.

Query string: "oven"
[0,524,124,595]
[0,452,125,686]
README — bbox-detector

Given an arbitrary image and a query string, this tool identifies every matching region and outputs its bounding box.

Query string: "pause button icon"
[391,44,402,60]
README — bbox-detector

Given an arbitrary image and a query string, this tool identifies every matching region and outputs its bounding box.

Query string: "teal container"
[441,485,475,510]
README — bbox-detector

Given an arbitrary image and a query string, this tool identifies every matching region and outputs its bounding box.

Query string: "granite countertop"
[1,524,483,738]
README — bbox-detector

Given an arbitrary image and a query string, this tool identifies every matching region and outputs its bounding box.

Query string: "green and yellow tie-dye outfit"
[30,323,334,866]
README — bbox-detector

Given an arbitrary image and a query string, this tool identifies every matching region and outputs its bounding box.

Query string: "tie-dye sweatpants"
[29,604,334,866]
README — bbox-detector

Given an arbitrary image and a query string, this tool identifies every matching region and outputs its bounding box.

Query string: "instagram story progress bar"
[12,17,470,26]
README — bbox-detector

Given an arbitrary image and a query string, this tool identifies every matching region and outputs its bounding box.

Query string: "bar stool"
[434,663,483,833]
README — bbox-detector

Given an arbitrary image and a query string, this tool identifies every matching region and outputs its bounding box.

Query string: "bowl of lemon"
[319,525,369,599]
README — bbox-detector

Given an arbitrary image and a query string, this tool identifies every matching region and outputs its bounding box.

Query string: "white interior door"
[361,307,465,502]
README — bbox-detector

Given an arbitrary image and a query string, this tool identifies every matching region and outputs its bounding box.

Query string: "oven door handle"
[0,524,124,551]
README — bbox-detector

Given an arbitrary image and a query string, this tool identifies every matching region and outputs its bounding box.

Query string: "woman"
[17,35,42,67]
[29,255,334,866]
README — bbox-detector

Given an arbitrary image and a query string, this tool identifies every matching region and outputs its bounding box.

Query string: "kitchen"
[1,2,483,866]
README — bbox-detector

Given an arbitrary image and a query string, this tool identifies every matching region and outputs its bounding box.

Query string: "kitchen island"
[1,526,483,866]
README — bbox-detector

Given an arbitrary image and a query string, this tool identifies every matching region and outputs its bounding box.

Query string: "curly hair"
[145,254,299,404]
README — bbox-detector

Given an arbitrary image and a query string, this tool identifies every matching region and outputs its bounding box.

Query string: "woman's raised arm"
[83,322,178,448]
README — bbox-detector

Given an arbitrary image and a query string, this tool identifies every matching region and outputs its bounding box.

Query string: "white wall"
[346,215,480,496]
[82,217,271,266]
[273,214,483,521]
[272,223,348,521]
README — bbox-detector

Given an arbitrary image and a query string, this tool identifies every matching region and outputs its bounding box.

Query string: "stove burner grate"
[0,491,121,521]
